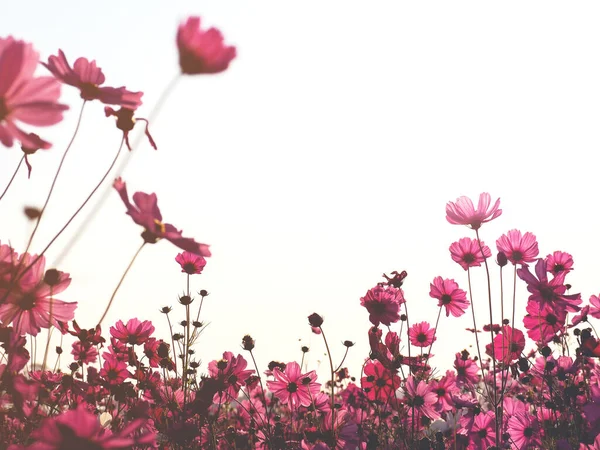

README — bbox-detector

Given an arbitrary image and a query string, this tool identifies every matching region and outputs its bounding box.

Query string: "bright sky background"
[2,1,600,379]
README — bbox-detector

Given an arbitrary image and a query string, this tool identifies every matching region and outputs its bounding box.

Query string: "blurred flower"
[104,106,156,151]
[110,318,155,345]
[113,177,211,256]
[445,192,501,230]
[43,50,142,108]
[404,376,439,420]
[177,16,236,75]
[0,37,68,149]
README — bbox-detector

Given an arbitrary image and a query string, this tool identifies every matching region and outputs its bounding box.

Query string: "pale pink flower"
[177,16,237,75]
[43,50,142,108]
[445,192,501,230]
[404,376,439,420]
[0,37,68,149]
[110,318,155,345]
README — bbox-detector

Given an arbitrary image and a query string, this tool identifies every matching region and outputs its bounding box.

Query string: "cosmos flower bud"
[44,269,61,286]
[308,313,323,328]
[496,251,508,267]
[343,340,355,348]
[178,295,193,305]
[242,335,255,351]
[301,346,309,353]
[24,206,42,220]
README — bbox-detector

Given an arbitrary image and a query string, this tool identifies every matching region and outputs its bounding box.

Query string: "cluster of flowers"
[2,13,600,450]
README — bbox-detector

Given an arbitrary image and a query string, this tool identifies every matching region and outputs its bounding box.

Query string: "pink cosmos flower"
[589,295,600,319]
[507,412,541,449]
[445,192,501,230]
[0,253,75,336]
[176,251,207,275]
[110,318,155,345]
[488,326,525,364]
[21,403,155,449]
[429,276,469,318]
[496,229,539,265]
[360,285,404,326]
[408,321,436,348]
[360,360,400,402]
[404,376,440,420]
[517,258,581,313]
[545,250,574,275]
[113,178,211,256]
[430,371,459,413]
[42,50,142,108]
[177,16,237,75]
[469,411,496,448]
[453,352,480,386]
[449,237,491,271]
[208,351,255,403]
[99,353,130,385]
[267,361,320,409]
[71,341,98,364]
[523,301,566,344]
[0,37,68,150]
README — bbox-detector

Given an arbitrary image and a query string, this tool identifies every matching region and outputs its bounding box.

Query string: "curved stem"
[53,75,181,262]
[319,326,336,436]
[425,306,443,370]
[22,101,86,262]
[0,155,24,203]
[97,241,145,325]
[34,137,125,268]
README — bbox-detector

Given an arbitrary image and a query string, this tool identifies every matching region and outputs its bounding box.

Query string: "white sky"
[2,1,600,378]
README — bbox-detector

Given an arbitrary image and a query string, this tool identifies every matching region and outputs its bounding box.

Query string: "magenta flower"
[489,325,525,364]
[429,276,469,318]
[113,178,211,257]
[104,106,156,151]
[22,403,155,449]
[71,341,98,364]
[110,318,155,345]
[453,352,480,386]
[469,411,496,448]
[0,253,75,336]
[430,371,459,413]
[360,360,400,402]
[99,353,130,385]
[208,351,255,403]
[267,361,320,408]
[507,412,541,449]
[496,229,539,265]
[360,285,404,326]
[176,251,207,275]
[177,16,237,75]
[517,258,581,313]
[43,50,142,108]
[589,294,600,319]
[408,321,436,348]
[445,192,501,230]
[545,250,574,276]
[404,376,440,420]
[449,237,491,270]
[0,37,68,150]
[523,301,566,344]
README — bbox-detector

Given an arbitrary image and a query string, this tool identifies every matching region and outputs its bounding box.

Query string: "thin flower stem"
[41,287,55,372]
[475,228,499,446]
[22,101,86,265]
[54,75,181,259]
[467,268,492,402]
[333,347,349,373]
[249,349,273,441]
[41,137,125,267]
[425,306,443,369]
[0,154,24,203]
[165,312,178,378]
[319,326,336,436]
[403,302,413,374]
[97,241,146,326]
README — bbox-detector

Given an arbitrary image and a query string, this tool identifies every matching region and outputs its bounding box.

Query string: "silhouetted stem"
[0,155,24,203]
